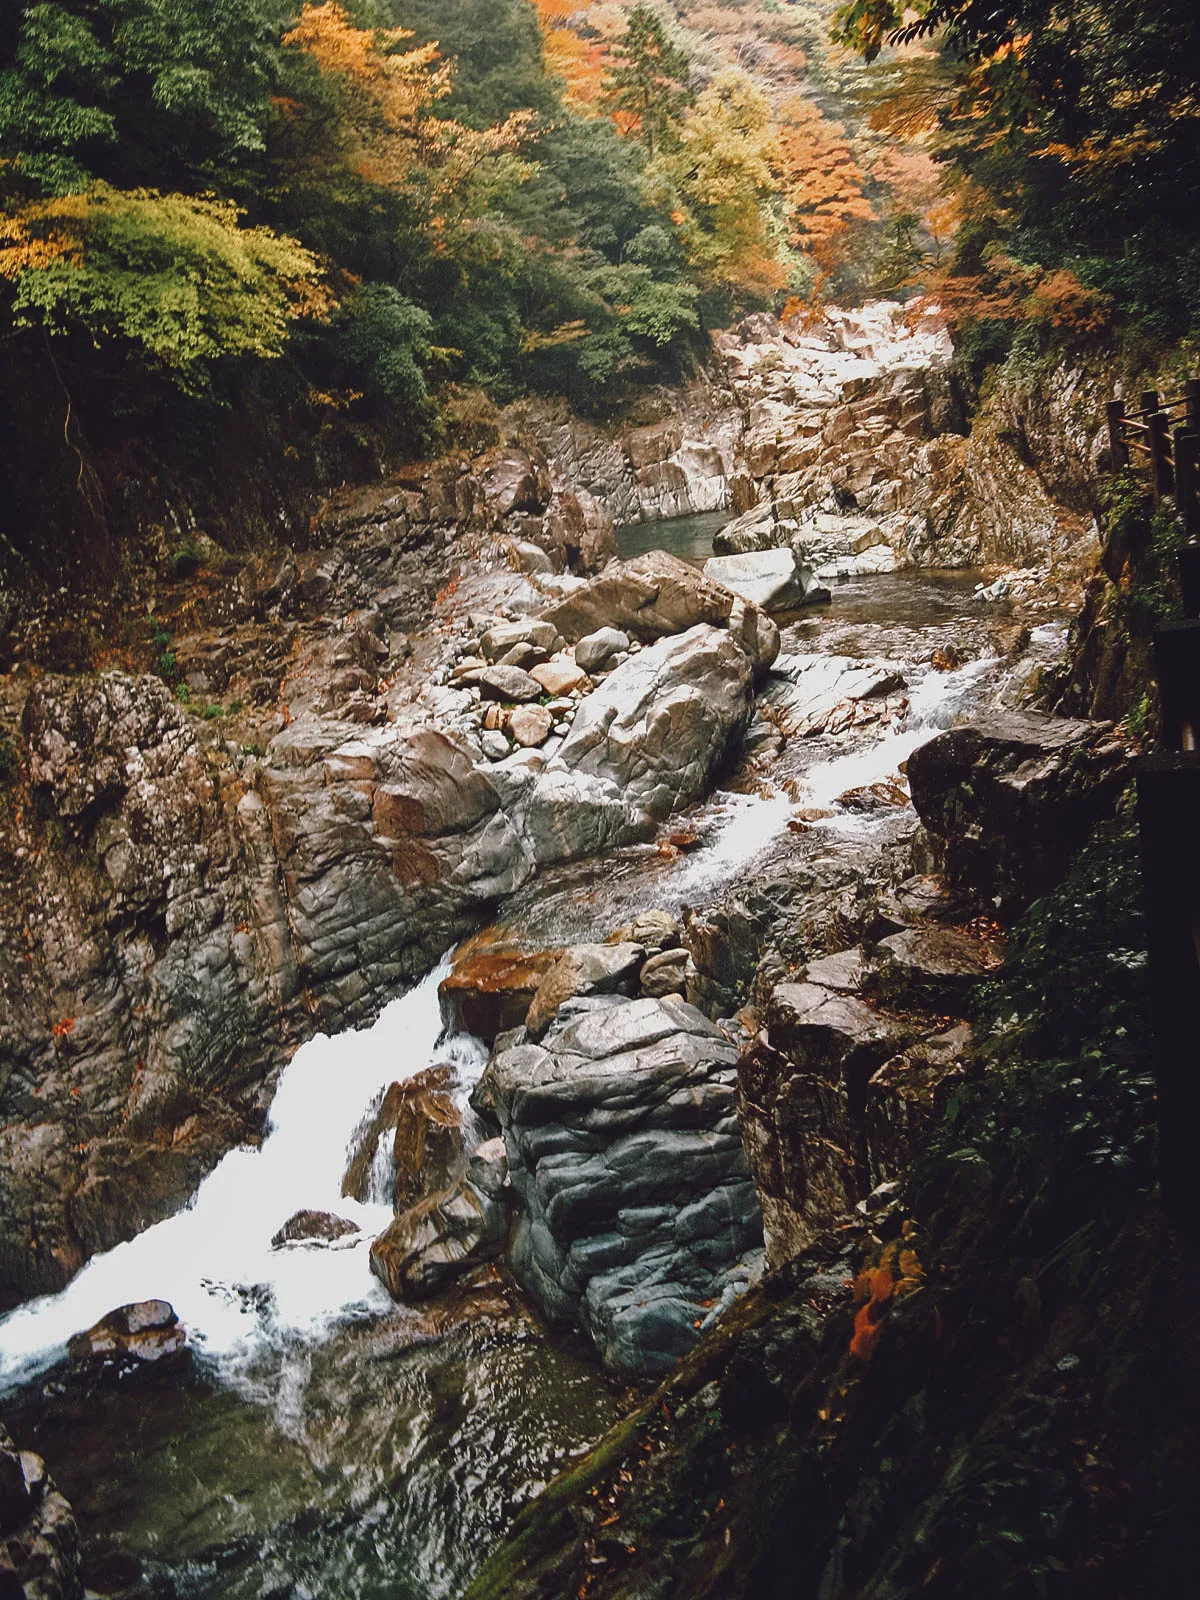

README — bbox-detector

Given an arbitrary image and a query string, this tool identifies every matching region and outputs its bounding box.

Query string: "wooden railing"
[1122,380,1200,1244]
[1107,381,1200,542]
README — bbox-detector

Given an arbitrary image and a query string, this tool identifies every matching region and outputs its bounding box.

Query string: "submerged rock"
[480,995,763,1374]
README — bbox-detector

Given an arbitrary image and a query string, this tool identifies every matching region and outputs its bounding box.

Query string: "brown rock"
[505,705,554,748]
[529,659,590,697]
[67,1300,186,1365]
[391,1065,464,1213]
[271,1210,360,1248]
[439,939,562,1042]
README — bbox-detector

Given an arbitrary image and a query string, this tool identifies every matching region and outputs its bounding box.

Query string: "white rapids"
[800,653,999,817]
[0,958,484,1390]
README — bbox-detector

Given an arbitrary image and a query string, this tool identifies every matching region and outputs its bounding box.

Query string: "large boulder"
[517,624,756,864]
[907,710,1129,911]
[702,548,823,613]
[538,550,778,675]
[478,995,763,1374]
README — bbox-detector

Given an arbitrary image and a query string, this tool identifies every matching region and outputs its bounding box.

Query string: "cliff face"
[513,304,1102,582]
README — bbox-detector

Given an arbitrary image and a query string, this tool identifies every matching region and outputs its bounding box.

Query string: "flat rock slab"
[764,653,907,736]
[871,927,1003,1012]
[766,981,916,1093]
[440,944,562,1044]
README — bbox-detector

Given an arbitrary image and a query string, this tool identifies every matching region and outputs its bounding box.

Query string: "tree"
[835,0,1200,338]
[0,184,329,390]
[602,5,693,158]
[672,70,786,301]
[0,1,291,195]
[772,92,874,283]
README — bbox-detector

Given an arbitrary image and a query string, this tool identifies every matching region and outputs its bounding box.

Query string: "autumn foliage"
[849,1232,925,1362]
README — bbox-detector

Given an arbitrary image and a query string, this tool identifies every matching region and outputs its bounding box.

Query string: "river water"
[0,512,1066,1598]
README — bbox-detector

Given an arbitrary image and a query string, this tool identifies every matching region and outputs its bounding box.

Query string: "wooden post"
[1174,428,1200,540]
[1149,410,1173,500]
[1181,541,1200,619]
[1186,377,1200,434]
[1107,399,1129,471]
[1136,754,1200,1243]
[1153,620,1200,751]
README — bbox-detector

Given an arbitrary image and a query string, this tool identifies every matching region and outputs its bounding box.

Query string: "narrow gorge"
[2,0,1195,1595]
[0,297,1141,1597]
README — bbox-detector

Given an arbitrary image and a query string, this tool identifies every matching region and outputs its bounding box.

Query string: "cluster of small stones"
[432,616,641,766]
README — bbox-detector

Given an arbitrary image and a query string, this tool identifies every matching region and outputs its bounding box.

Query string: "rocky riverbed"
[0,300,1121,1598]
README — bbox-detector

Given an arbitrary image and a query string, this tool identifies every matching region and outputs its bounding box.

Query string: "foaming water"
[801,654,999,816]
[0,959,485,1391]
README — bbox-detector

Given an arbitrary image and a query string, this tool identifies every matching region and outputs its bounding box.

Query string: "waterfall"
[0,958,486,1390]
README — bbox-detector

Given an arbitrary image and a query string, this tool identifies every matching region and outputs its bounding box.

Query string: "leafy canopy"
[0,184,329,388]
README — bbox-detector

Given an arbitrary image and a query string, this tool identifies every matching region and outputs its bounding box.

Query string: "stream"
[0,511,1070,1598]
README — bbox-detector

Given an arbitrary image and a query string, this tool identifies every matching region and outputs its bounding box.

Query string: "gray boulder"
[517,624,755,864]
[467,665,545,703]
[907,710,1129,911]
[480,995,762,1373]
[703,548,822,613]
[574,627,630,674]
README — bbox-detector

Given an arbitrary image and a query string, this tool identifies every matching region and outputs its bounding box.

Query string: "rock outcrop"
[907,711,1129,911]
[0,1426,81,1600]
[478,996,763,1374]
[517,624,756,864]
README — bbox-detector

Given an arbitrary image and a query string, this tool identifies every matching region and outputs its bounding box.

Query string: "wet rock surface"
[66,1300,186,1366]
[0,1423,80,1599]
[270,1210,360,1248]
[908,710,1129,912]
[480,996,763,1374]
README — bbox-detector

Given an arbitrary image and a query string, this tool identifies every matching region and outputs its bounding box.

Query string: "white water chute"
[0,958,483,1390]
